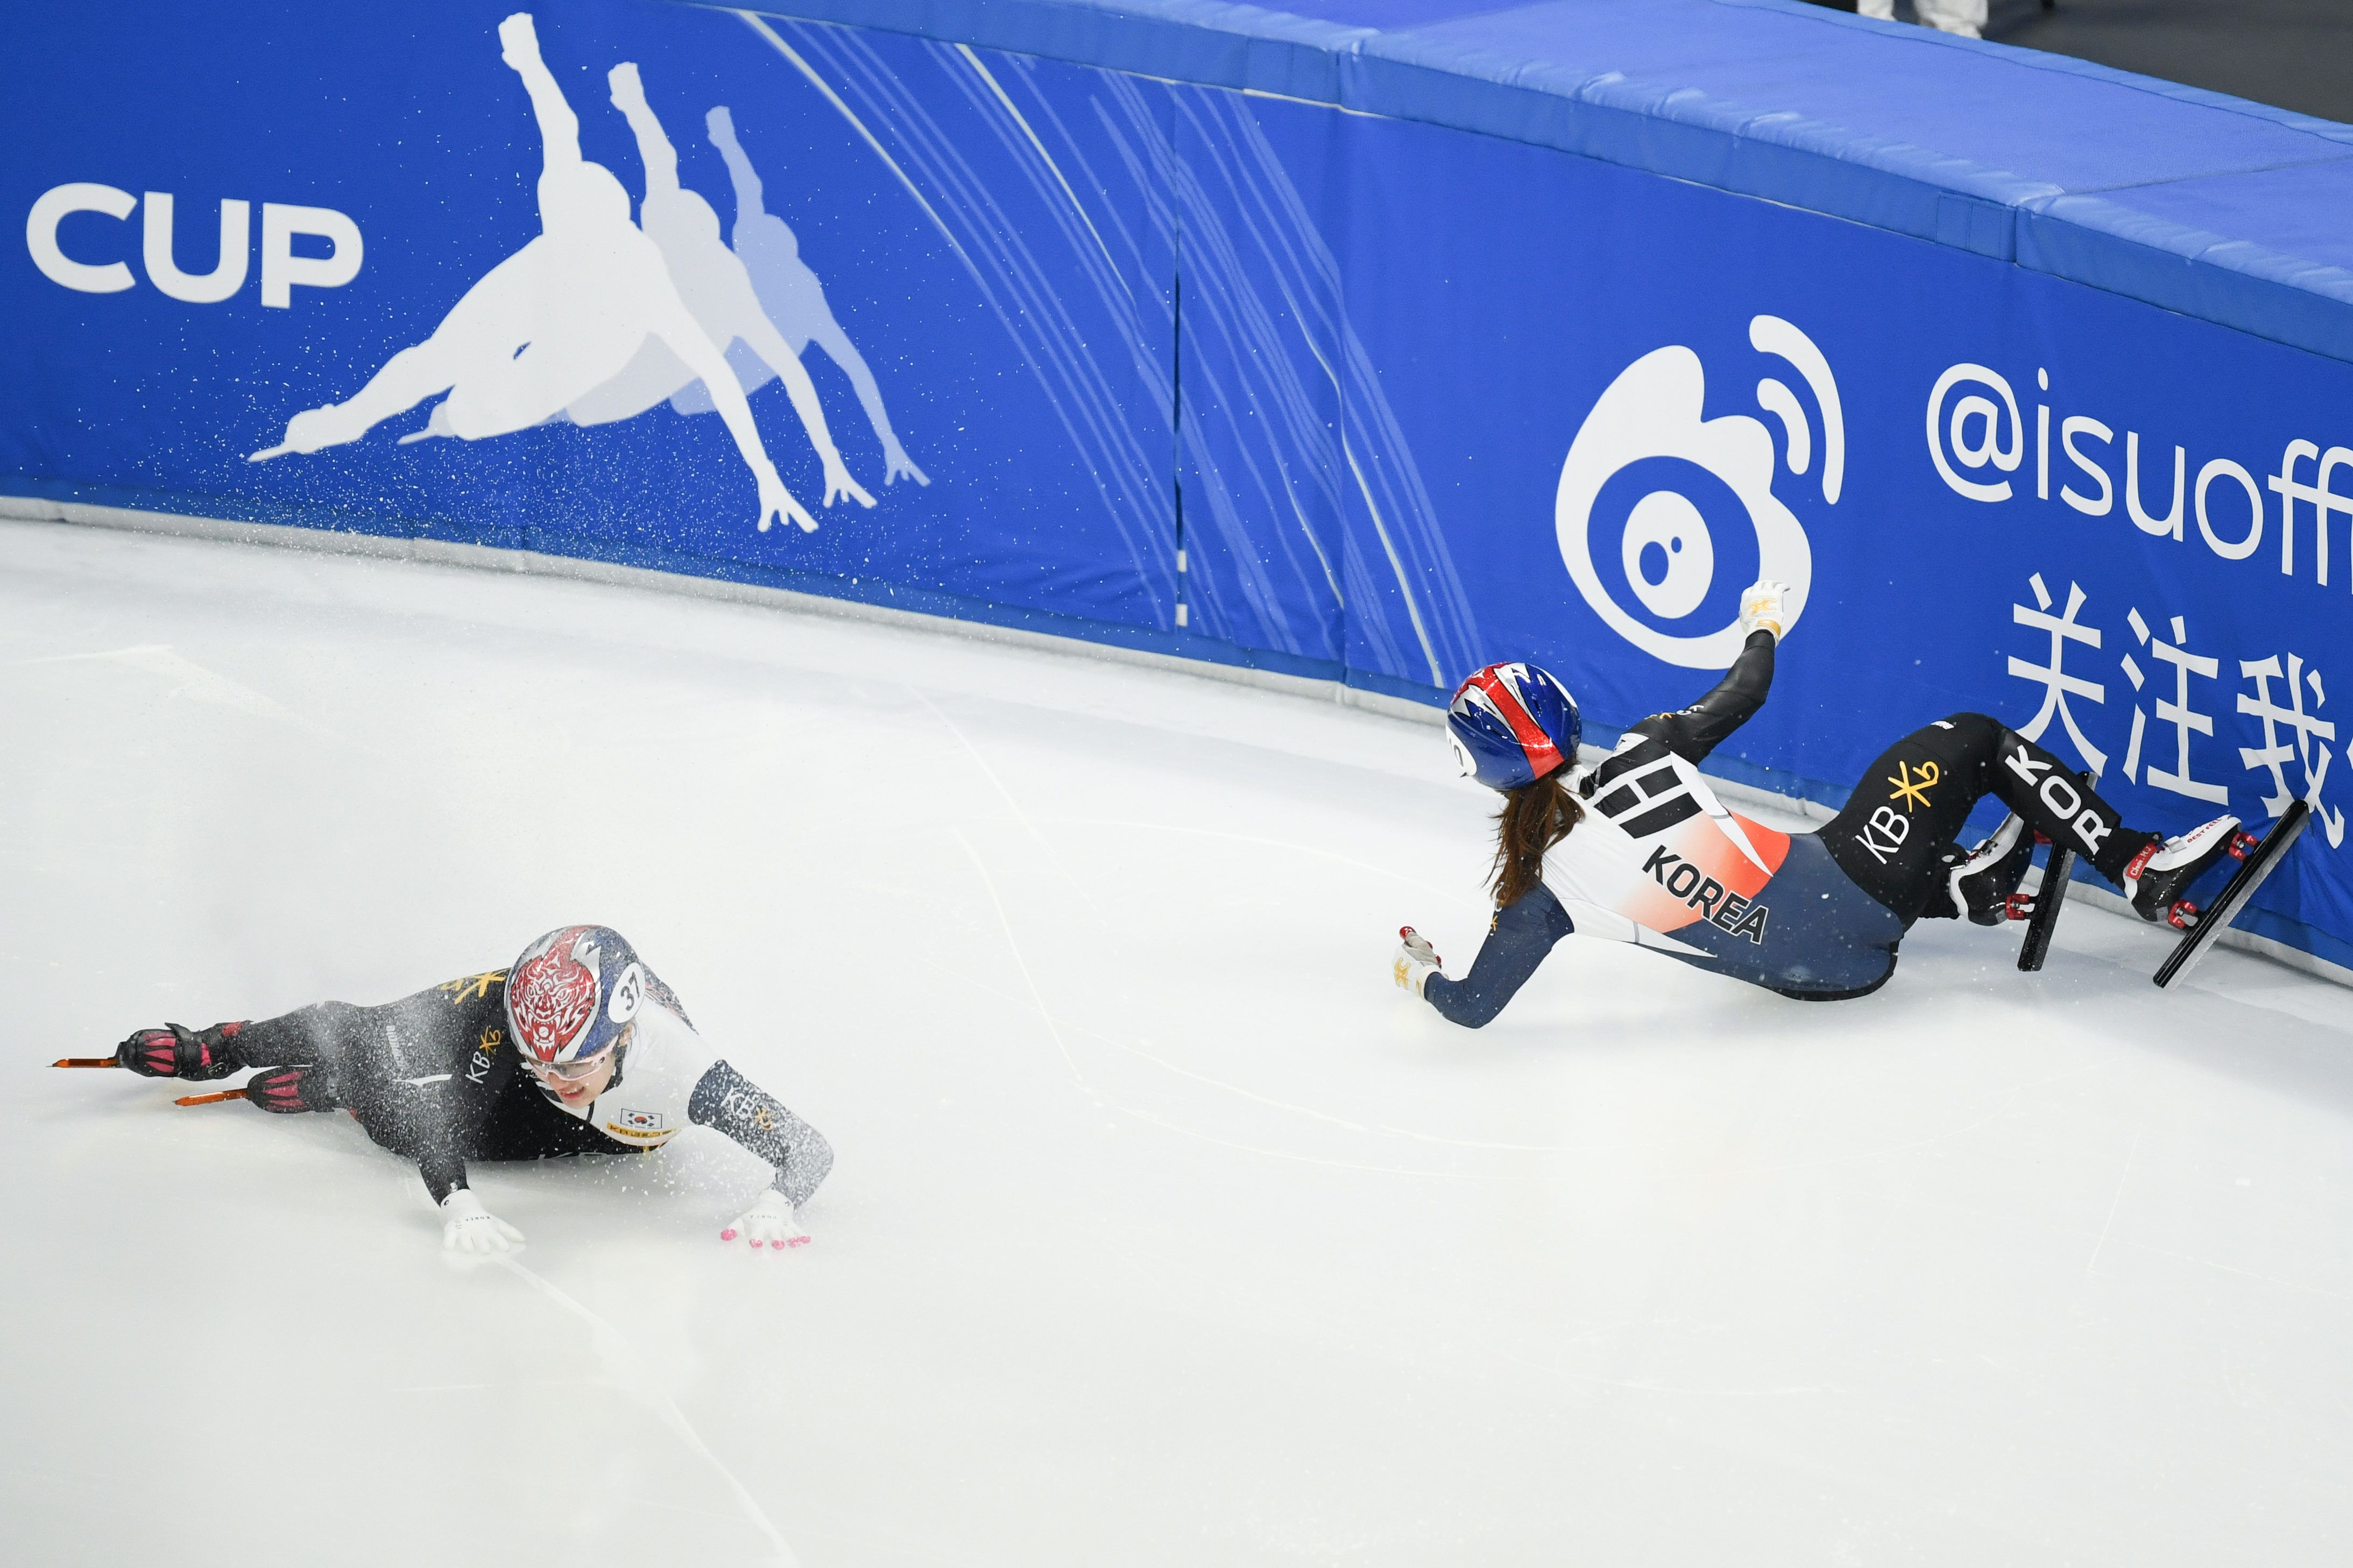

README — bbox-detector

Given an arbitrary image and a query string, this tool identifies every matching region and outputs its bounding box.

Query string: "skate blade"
[2154,800,2309,989]
[2017,769,2097,974]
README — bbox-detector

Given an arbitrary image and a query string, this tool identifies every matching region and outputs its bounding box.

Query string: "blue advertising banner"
[6,1,2351,969]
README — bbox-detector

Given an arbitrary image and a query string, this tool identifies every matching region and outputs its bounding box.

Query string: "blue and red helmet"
[504,925,647,1067]
[1446,663,1582,791]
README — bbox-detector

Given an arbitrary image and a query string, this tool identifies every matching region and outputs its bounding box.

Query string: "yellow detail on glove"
[1738,579,1792,641]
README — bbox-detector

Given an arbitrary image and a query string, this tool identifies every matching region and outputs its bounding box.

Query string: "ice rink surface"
[6,517,2352,1566]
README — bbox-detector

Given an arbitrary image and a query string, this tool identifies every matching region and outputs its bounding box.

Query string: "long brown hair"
[1489,768,1584,909]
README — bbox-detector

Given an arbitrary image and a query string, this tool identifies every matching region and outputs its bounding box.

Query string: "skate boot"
[1941,814,2038,926]
[116,1022,248,1080]
[2122,817,2255,928]
[245,1065,337,1114]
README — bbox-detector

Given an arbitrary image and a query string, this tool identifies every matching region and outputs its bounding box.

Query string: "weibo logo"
[1556,316,1840,668]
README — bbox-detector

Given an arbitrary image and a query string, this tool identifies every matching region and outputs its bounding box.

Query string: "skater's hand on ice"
[823,461,877,510]
[722,1189,809,1251]
[1394,926,1444,997]
[1737,580,1792,641]
[441,1189,524,1253]
[757,470,818,534]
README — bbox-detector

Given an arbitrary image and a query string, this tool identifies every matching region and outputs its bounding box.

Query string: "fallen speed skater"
[1396,581,2263,1023]
[68,925,831,1252]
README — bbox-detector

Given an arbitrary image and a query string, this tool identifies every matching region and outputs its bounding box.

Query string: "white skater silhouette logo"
[250,13,863,534]
[1557,316,1836,668]
[667,107,927,487]
[557,65,873,510]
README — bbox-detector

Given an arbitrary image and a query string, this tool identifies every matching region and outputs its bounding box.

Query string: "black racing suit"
[1425,632,2157,1023]
[232,967,832,1207]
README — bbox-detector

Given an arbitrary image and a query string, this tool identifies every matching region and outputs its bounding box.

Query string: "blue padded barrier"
[736,0,2353,360]
[9,0,2353,973]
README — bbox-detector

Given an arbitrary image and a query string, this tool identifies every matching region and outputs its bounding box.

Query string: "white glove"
[1738,580,1792,641]
[1393,926,1445,998]
[441,1188,524,1253]
[722,1188,810,1250]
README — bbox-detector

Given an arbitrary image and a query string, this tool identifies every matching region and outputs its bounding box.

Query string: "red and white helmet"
[504,925,646,1067]
[1446,662,1582,791]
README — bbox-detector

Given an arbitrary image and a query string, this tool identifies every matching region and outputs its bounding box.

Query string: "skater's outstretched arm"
[707,107,766,223]
[1416,886,1579,1028]
[499,13,584,176]
[699,1065,829,1246]
[1623,582,1790,765]
[606,62,678,198]
[689,1060,835,1208]
[1629,630,1775,765]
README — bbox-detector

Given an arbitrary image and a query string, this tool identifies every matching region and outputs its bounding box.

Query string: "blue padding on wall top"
[715,0,2353,360]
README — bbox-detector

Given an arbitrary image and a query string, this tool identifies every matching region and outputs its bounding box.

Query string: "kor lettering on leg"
[2018,750,2113,856]
[2004,744,2053,791]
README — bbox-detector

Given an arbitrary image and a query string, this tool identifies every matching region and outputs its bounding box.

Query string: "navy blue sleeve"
[1423,884,1578,1028]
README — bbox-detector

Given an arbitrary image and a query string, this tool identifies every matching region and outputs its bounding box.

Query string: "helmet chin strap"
[603,1021,635,1091]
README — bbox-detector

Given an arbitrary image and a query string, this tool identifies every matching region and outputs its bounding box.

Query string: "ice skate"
[244,1065,338,1114]
[115,1021,248,1080]
[1940,813,2036,925]
[2123,816,2255,928]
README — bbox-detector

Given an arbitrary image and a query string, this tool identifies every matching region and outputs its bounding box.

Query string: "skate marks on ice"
[949,818,1586,1176]
[487,1253,800,1566]
[918,691,1551,1171]
[922,679,1573,1170]
[250,14,921,532]
[19,643,302,726]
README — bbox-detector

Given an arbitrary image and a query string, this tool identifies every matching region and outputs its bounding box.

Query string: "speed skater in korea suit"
[1393,581,2257,1024]
[93,925,831,1252]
